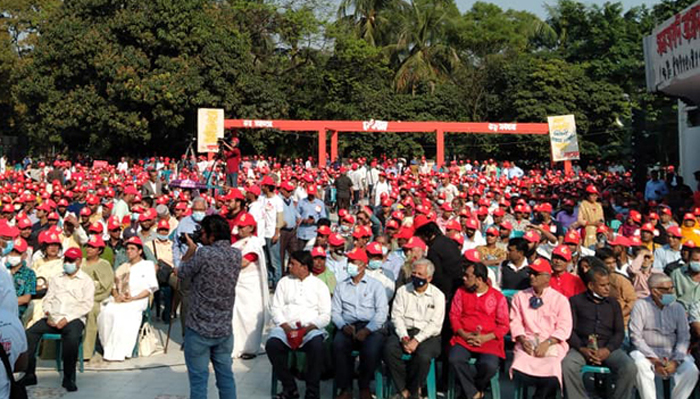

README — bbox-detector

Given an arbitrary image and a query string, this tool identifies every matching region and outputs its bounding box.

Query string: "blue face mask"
[368,260,382,270]
[347,263,360,277]
[661,293,676,306]
[2,240,14,256]
[157,233,169,241]
[131,213,140,221]
[690,261,700,273]
[63,262,77,275]
[192,211,206,222]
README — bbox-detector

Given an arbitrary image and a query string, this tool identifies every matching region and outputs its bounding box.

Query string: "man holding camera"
[173,197,208,335]
[178,214,242,399]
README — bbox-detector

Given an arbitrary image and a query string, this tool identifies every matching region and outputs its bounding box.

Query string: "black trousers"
[513,370,559,399]
[383,333,441,395]
[337,197,350,212]
[267,335,324,399]
[333,323,386,391]
[26,318,84,384]
[448,345,499,398]
[279,229,297,272]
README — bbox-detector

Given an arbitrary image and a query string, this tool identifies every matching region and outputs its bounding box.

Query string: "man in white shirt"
[266,250,331,399]
[373,173,391,207]
[260,176,284,287]
[383,258,445,399]
[21,247,94,392]
[367,163,380,203]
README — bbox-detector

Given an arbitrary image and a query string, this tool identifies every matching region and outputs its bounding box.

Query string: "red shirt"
[225,148,241,174]
[449,286,509,358]
[549,272,586,298]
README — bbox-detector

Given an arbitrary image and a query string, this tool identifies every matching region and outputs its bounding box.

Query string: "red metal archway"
[223,119,550,167]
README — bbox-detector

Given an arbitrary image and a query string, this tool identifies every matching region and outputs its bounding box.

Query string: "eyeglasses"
[653,286,674,293]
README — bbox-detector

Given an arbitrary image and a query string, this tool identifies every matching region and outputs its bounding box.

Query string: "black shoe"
[273,390,299,399]
[240,353,257,360]
[62,380,78,392]
[19,374,37,386]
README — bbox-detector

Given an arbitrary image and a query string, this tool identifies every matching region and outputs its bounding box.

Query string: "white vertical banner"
[197,108,224,153]
[548,114,580,162]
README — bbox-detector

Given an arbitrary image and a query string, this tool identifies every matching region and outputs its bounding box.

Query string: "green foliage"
[0,0,691,166]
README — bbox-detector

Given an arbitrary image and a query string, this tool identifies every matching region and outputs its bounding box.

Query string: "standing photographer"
[178,214,242,399]
[221,136,241,188]
[173,197,208,335]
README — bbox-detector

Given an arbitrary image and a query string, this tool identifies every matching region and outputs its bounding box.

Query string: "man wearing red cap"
[510,258,572,399]
[332,247,388,399]
[22,247,94,392]
[548,245,585,298]
[365,242,394,300]
[311,246,336,294]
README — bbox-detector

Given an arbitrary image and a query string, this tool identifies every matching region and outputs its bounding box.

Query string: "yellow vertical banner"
[547,114,581,162]
[197,108,224,153]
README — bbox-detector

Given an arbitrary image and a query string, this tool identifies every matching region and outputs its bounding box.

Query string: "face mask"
[347,263,360,277]
[6,256,21,267]
[340,225,350,232]
[660,293,676,306]
[2,240,13,256]
[157,233,169,241]
[382,246,389,256]
[63,262,77,275]
[690,261,700,273]
[412,276,428,288]
[368,260,382,270]
[192,211,206,222]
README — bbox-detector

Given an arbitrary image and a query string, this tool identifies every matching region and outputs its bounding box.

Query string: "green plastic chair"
[501,289,520,299]
[447,357,500,399]
[380,353,437,399]
[37,333,84,374]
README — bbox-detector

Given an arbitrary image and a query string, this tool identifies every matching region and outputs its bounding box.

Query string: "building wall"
[679,100,700,186]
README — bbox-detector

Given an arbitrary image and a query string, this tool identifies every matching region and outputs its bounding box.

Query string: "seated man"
[384,258,445,399]
[267,250,331,399]
[21,247,94,392]
[310,246,336,295]
[6,237,35,318]
[548,245,585,298]
[562,267,636,399]
[510,258,572,399]
[449,262,509,399]
[365,241,394,301]
[500,238,530,290]
[629,273,699,399]
[596,247,637,326]
[670,246,700,310]
[332,247,388,399]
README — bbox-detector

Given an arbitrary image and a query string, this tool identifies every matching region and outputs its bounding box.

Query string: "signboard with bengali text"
[548,115,580,162]
[197,108,224,153]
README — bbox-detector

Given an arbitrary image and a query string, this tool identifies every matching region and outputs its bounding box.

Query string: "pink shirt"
[509,287,573,385]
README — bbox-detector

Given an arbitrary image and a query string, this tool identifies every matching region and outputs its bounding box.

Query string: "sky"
[454,0,660,18]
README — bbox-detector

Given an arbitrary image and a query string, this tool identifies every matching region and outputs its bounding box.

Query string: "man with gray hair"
[383,258,445,399]
[629,273,699,399]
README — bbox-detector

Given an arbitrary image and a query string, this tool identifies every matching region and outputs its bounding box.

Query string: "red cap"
[311,246,326,257]
[88,222,103,234]
[36,203,52,212]
[63,247,83,260]
[667,226,682,238]
[157,219,170,231]
[280,181,295,192]
[648,212,659,220]
[124,236,143,247]
[403,236,427,251]
[499,221,513,231]
[552,245,572,261]
[17,218,32,229]
[307,184,318,196]
[385,219,399,230]
[12,238,27,253]
[629,236,642,247]
[538,203,553,213]
[563,230,581,245]
[486,226,499,236]
[585,185,599,195]
[630,210,642,224]
[445,219,461,231]
[684,213,696,221]
[464,248,481,263]
[683,240,697,249]
[246,185,261,197]
[394,227,413,240]
[465,218,479,231]
[124,186,139,195]
[43,231,61,245]
[238,212,257,227]
[260,176,275,187]
[317,225,331,236]
[640,223,655,233]
[107,216,121,231]
[366,241,383,255]
[608,235,630,247]
[524,230,541,243]
[328,233,345,247]
[352,226,372,239]
[47,211,59,220]
[530,258,552,274]
[661,207,672,216]
[86,235,105,248]
[346,247,368,264]
[413,215,430,230]
[596,225,609,234]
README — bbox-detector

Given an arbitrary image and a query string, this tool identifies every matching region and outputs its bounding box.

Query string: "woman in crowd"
[231,212,270,359]
[81,235,114,361]
[578,185,605,247]
[98,236,158,361]
[26,230,64,327]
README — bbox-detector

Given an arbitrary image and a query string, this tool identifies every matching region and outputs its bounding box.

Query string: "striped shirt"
[629,297,690,362]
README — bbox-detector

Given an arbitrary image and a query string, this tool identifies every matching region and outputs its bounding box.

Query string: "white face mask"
[6,255,21,267]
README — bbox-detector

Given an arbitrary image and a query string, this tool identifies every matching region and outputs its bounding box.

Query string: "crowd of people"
[1,139,700,399]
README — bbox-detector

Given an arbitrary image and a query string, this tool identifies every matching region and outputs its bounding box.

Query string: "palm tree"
[386,0,460,94]
[337,0,406,47]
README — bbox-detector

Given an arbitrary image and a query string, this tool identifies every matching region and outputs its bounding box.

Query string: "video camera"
[179,225,203,245]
